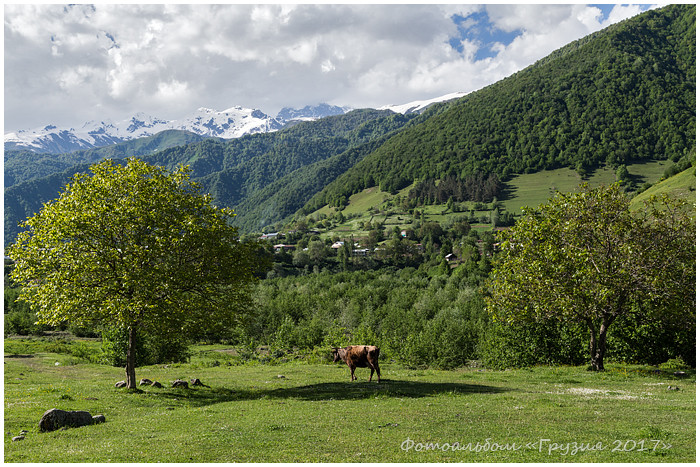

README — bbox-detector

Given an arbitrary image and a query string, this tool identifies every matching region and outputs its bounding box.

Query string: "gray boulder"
[171,379,189,389]
[115,381,127,388]
[190,378,210,388]
[139,378,153,386]
[39,408,103,432]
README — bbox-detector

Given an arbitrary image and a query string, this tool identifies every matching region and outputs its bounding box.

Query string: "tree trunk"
[588,317,611,371]
[125,325,137,389]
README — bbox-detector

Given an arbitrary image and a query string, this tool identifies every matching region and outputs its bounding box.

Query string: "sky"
[4,3,660,131]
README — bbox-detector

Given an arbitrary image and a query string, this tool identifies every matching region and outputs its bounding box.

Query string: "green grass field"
[630,166,696,211]
[499,160,674,214]
[4,338,695,462]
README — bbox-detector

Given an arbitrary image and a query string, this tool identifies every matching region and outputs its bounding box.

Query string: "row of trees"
[407,173,502,205]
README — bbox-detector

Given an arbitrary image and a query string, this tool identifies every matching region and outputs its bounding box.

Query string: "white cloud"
[4,4,658,130]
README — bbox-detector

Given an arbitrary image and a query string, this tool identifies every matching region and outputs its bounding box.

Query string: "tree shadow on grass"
[146,379,510,407]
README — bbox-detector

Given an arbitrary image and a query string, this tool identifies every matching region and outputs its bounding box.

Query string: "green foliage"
[659,356,690,370]
[248,266,492,369]
[101,326,191,367]
[408,173,502,205]
[4,287,48,336]
[606,309,696,367]
[486,183,695,370]
[7,158,259,386]
[8,158,258,333]
[4,310,45,337]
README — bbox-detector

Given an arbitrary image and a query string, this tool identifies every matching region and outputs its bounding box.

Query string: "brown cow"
[332,345,381,383]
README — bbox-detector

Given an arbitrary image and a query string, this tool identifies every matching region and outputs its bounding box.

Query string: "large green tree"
[485,183,695,370]
[8,158,259,388]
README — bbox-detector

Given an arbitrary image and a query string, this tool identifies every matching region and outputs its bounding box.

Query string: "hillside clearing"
[305,159,682,241]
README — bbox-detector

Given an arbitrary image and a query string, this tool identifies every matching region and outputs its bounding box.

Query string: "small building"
[273,244,296,253]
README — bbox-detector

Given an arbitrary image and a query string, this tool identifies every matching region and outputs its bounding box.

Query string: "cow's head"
[331,347,346,362]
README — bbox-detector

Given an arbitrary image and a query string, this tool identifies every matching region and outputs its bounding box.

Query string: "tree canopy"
[485,183,695,370]
[7,158,260,388]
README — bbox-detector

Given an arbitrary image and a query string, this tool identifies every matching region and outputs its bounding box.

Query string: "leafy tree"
[485,183,694,370]
[7,158,259,388]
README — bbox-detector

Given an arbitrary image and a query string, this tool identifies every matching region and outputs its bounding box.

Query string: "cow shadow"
[268,379,509,401]
[147,379,509,407]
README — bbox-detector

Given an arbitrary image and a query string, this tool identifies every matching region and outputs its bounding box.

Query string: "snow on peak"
[276,103,352,122]
[380,92,468,114]
[5,106,283,153]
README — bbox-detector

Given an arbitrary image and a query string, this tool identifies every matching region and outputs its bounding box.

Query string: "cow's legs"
[349,364,356,381]
[368,364,380,382]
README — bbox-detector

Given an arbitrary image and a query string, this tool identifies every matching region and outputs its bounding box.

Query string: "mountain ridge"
[5,96,457,155]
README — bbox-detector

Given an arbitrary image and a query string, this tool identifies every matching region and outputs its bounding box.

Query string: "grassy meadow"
[4,337,695,463]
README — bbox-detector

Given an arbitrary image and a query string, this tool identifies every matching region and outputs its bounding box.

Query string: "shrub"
[4,288,49,336]
[659,357,690,370]
[479,318,588,370]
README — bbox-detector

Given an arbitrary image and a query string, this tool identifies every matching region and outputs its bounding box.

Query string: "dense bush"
[605,307,696,367]
[479,319,589,369]
[478,304,696,369]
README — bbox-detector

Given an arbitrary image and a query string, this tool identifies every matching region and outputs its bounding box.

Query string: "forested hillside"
[301,4,695,213]
[4,130,210,188]
[5,110,416,244]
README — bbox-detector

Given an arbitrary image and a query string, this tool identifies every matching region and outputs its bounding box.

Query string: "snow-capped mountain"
[379,92,468,114]
[5,93,466,154]
[5,106,284,154]
[276,103,353,122]
[175,107,283,138]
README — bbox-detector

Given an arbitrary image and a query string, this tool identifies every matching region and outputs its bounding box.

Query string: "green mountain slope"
[232,135,394,232]
[630,165,696,211]
[4,130,210,188]
[304,4,695,212]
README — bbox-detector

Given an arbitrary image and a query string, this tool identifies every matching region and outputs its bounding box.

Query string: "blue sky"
[4,4,657,130]
[448,4,653,61]
[450,11,524,61]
